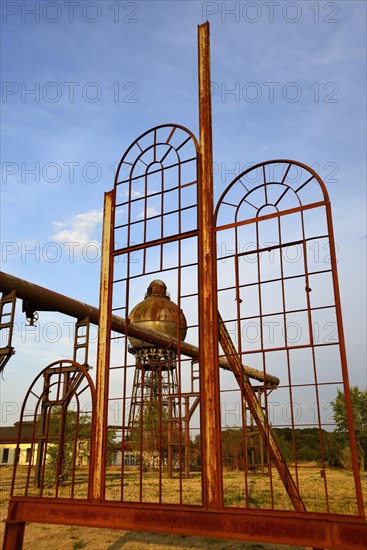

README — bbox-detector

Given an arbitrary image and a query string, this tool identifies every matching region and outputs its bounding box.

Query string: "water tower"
[127,280,187,429]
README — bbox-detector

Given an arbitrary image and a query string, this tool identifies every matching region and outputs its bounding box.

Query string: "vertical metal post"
[325,202,365,517]
[167,397,173,479]
[198,21,224,509]
[91,190,114,500]
[184,397,190,479]
[3,521,25,550]
[34,373,50,488]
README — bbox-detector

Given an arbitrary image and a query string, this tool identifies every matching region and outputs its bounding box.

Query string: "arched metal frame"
[102,123,202,503]
[215,159,364,515]
[10,360,95,501]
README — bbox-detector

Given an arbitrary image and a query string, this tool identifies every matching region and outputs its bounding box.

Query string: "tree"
[322,430,345,467]
[222,429,244,470]
[39,406,116,486]
[331,386,367,471]
[273,428,294,463]
[190,434,201,471]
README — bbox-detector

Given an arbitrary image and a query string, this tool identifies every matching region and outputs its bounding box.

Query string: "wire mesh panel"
[215,159,364,516]
[10,360,95,500]
[105,124,202,505]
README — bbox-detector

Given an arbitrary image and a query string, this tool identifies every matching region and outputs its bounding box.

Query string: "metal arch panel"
[215,158,331,224]
[10,359,96,501]
[215,159,364,517]
[100,123,202,507]
[114,123,200,188]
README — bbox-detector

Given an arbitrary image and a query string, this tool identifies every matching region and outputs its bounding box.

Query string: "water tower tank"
[128,280,187,352]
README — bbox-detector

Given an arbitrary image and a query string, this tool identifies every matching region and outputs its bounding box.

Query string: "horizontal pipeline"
[0,271,279,386]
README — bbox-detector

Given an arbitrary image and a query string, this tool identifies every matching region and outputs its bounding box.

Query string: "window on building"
[2,448,9,463]
[124,452,137,466]
[25,448,31,463]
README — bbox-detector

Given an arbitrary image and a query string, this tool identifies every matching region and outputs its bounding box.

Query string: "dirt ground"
[1,521,310,550]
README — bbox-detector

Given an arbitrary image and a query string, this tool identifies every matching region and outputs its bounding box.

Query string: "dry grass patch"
[223,467,367,514]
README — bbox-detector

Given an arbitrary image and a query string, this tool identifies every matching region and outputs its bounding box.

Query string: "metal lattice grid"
[104,124,202,504]
[215,159,364,515]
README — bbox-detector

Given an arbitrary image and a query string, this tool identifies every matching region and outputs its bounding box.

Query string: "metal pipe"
[0,270,279,386]
[198,20,224,509]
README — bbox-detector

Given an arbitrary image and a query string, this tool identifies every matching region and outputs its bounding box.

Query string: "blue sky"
[0,0,366,422]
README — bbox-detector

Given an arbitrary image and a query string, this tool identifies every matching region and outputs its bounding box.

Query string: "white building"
[0,421,34,466]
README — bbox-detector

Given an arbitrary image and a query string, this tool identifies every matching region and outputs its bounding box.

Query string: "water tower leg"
[167,397,173,479]
[184,397,190,479]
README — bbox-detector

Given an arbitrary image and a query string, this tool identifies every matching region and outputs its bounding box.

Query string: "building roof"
[0,421,34,444]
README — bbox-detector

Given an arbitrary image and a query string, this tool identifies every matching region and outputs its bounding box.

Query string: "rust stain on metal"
[4,498,367,550]
[92,190,114,501]
[324,200,365,517]
[198,21,223,510]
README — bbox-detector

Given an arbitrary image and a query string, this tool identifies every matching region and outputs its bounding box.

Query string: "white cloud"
[137,206,159,219]
[125,190,142,198]
[51,210,103,250]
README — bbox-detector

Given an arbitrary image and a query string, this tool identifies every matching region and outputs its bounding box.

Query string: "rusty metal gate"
[3,22,366,550]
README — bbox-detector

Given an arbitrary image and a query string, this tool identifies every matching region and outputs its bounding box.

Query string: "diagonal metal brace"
[218,312,306,512]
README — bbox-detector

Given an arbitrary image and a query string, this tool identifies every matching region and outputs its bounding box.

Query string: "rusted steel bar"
[0,270,279,386]
[2,520,25,550]
[218,313,306,512]
[5,497,367,550]
[91,191,114,501]
[325,201,365,518]
[198,21,223,509]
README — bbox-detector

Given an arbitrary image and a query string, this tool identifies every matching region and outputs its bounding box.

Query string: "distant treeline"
[213,427,365,471]
[273,427,350,467]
